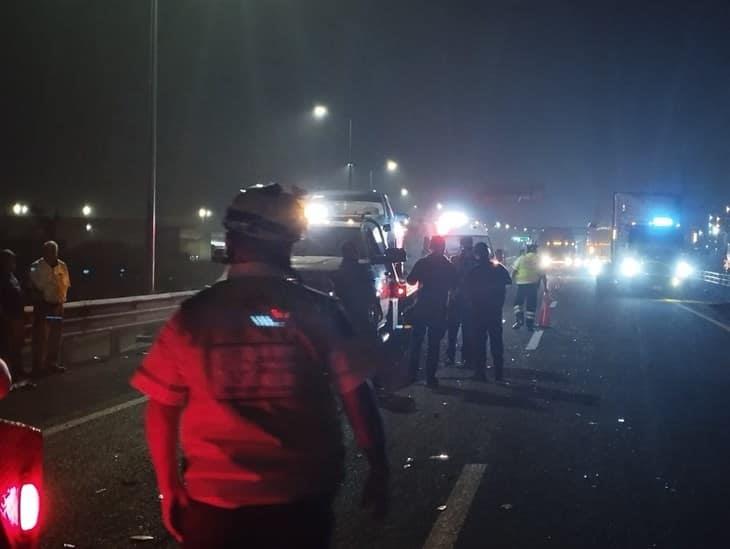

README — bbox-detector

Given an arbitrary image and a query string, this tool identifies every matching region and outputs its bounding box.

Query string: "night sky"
[4,0,730,226]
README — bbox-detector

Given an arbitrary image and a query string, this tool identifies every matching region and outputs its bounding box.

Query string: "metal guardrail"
[700,270,730,287]
[22,290,196,361]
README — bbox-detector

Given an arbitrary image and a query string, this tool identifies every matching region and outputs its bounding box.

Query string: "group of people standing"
[0,241,71,388]
[407,236,546,386]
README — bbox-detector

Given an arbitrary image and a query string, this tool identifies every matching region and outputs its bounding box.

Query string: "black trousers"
[471,313,504,379]
[182,494,335,549]
[513,283,539,327]
[409,314,447,383]
[447,299,472,365]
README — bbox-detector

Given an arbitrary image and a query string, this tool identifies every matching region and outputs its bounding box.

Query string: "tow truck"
[597,192,695,295]
[0,360,42,549]
[293,201,413,336]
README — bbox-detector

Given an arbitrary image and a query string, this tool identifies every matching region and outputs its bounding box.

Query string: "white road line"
[525,329,544,351]
[44,396,148,437]
[549,300,558,309]
[422,464,487,549]
[674,303,730,334]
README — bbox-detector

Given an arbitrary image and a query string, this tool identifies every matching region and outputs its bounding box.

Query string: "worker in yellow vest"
[511,243,545,331]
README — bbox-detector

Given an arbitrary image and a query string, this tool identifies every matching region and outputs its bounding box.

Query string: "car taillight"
[382,281,406,299]
[20,483,40,531]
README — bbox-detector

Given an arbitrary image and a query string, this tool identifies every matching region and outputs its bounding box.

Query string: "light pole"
[146,0,159,293]
[311,104,354,189]
[347,118,353,190]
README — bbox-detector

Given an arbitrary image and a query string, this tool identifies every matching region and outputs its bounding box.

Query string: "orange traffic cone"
[538,290,552,328]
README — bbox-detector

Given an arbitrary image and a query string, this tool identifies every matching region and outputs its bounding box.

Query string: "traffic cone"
[538,290,552,328]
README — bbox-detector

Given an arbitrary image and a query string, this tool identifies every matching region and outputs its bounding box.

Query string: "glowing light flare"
[436,211,468,236]
[81,204,92,217]
[20,483,40,532]
[387,160,399,172]
[650,216,674,227]
[312,104,328,119]
[304,202,330,225]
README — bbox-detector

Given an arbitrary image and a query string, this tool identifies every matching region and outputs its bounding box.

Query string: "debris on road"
[95,488,107,494]
[130,535,155,542]
[436,505,448,511]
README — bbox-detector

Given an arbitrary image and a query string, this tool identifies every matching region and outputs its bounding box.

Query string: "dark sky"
[4,0,730,226]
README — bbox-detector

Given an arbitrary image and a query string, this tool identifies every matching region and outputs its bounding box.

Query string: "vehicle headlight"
[620,257,641,277]
[565,256,574,267]
[675,260,694,280]
[539,255,552,269]
[588,259,603,277]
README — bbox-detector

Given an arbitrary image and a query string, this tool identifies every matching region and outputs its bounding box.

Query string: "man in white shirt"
[29,241,70,375]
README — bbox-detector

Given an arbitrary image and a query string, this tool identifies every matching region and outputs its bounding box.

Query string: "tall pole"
[347,118,353,190]
[146,0,159,293]
[369,169,374,190]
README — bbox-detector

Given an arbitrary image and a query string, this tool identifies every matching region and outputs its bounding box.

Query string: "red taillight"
[20,483,40,531]
[381,281,407,299]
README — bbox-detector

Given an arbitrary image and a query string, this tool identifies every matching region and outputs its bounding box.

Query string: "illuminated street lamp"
[436,203,443,210]
[386,159,399,173]
[312,104,329,120]
[81,204,93,217]
[198,207,213,220]
[400,187,409,197]
[495,221,502,229]
[85,223,93,232]
[11,202,29,216]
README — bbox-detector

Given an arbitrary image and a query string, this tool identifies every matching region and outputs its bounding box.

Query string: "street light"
[436,203,443,210]
[495,221,502,229]
[400,188,409,197]
[11,203,29,216]
[85,223,93,232]
[81,204,93,217]
[312,104,328,120]
[386,159,399,173]
[198,208,212,220]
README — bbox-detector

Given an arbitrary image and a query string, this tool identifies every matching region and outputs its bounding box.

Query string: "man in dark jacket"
[447,236,477,367]
[406,236,457,387]
[331,240,382,336]
[0,249,28,384]
[464,242,512,382]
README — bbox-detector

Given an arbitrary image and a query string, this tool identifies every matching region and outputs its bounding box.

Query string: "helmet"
[224,184,306,242]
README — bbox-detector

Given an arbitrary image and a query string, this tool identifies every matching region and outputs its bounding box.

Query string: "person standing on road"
[0,249,32,386]
[465,242,512,382]
[511,243,545,331]
[406,235,457,387]
[29,241,70,376]
[447,236,477,367]
[331,240,382,335]
[131,184,389,548]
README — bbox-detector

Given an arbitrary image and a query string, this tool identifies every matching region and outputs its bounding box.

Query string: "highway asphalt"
[1,275,729,548]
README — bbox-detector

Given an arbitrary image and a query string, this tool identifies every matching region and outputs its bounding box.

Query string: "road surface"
[1,276,729,548]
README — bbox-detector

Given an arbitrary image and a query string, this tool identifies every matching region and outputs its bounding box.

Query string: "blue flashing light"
[650,216,674,227]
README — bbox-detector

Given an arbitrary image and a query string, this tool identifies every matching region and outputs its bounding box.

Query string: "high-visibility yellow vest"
[512,252,541,284]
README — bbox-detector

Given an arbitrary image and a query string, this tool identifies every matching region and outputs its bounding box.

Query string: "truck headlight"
[675,260,694,280]
[620,257,641,278]
[539,255,552,269]
[588,259,603,277]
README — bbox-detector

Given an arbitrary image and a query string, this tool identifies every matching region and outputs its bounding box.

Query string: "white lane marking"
[44,396,148,437]
[674,303,730,334]
[422,464,487,549]
[549,300,558,309]
[525,329,544,351]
